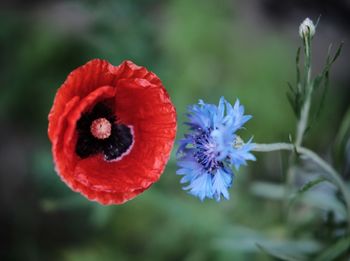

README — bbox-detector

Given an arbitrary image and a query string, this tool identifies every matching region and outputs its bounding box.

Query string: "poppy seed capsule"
[90,118,112,139]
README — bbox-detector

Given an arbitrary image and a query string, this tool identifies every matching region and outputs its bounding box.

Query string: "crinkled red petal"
[48,59,177,205]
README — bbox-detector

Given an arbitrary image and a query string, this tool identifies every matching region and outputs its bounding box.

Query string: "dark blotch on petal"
[103,124,133,161]
[90,103,115,123]
[75,102,133,161]
[76,134,101,158]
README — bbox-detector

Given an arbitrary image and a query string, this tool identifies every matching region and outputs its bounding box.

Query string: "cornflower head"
[176,97,255,201]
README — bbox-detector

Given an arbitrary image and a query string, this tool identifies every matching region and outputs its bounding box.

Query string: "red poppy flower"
[48,59,177,205]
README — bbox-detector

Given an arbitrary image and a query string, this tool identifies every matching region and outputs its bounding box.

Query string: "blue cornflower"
[176,97,256,201]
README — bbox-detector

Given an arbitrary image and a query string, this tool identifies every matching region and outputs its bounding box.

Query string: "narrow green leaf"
[334,106,350,170]
[315,69,329,119]
[326,43,333,64]
[256,243,306,261]
[296,46,301,64]
[331,42,344,64]
[296,47,301,89]
[289,178,327,208]
[286,92,299,117]
[286,81,303,118]
[320,42,343,74]
[309,42,343,130]
[315,14,322,28]
[299,177,327,194]
[287,82,296,95]
[313,44,331,91]
[287,92,297,117]
[313,74,323,90]
[315,237,350,261]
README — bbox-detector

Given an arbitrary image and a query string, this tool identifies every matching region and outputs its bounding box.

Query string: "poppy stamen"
[90,118,112,139]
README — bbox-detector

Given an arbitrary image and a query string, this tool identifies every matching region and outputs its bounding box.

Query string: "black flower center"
[75,102,133,161]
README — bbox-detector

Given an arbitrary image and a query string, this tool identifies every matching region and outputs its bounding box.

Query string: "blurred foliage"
[1,0,350,260]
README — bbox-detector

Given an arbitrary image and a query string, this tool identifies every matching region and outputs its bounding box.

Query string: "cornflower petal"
[212,168,233,201]
[184,172,213,201]
[176,97,255,201]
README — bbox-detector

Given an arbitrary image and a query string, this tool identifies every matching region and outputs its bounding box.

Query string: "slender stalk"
[286,34,313,228]
[295,37,313,146]
[252,142,293,152]
[253,143,350,230]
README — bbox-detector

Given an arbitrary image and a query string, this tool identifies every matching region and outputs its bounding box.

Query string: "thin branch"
[252,142,350,230]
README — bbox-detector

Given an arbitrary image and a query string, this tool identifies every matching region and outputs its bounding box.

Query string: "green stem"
[253,142,350,230]
[288,36,313,226]
[296,37,313,146]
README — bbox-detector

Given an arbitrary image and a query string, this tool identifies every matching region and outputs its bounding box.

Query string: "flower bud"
[299,18,315,39]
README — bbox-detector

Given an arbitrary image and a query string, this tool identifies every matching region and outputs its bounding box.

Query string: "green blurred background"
[1,0,350,260]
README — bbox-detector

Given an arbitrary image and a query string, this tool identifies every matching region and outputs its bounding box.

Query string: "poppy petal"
[48,59,176,205]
